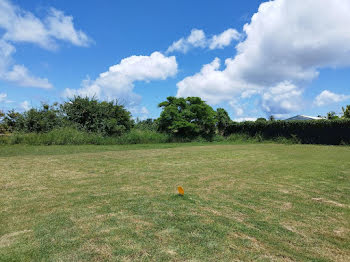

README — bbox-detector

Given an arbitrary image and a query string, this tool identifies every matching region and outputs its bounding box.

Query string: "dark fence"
[224,120,350,145]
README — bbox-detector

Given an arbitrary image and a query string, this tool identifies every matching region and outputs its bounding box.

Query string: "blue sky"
[1,0,350,120]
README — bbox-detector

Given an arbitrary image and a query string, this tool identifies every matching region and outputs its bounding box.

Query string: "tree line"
[1,96,350,144]
[0,96,231,139]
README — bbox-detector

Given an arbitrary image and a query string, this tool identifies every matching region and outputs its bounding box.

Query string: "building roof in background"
[285,115,323,121]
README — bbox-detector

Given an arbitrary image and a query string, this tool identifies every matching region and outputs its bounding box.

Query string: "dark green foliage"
[2,104,62,133]
[225,119,350,145]
[61,96,133,136]
[158,96,216,140]
[3,110,22,132]
[256,118,267,122]
[327,111,339,120]
[342,105,350,119]
[269,115,276,121]
[20,103,62,133]
[216,108,231,135]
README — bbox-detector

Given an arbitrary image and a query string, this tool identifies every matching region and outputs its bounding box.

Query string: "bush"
[224,119,350,145]
[61,96,133,136]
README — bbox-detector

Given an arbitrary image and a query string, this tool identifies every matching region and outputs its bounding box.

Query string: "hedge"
[224,120,350,145]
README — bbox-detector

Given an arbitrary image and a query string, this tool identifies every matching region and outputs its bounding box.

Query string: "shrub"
[20,103,62,133]
[3,110,22,132]
[61,96,133,136]
[224,119,350,145]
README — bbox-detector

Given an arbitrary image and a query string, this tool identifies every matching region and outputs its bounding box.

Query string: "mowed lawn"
[0,144,349,261]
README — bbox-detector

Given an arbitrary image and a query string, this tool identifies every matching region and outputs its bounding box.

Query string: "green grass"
[0,127,300,146]
[0,128,170,146]
[0,143,349,261]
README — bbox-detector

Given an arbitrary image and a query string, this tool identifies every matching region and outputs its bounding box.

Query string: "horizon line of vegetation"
[1,96,350,146]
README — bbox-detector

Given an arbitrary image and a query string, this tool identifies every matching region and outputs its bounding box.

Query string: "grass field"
[1,143,349,261]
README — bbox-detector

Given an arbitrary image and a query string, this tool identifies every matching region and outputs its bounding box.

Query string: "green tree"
[61,96,133,136]
[342,105,350,119]
[327,111,339,120]
[216,108,231,135]
[3,110,22,132]
[19,103,62,133]
[269,115,276,121]
[158,96,216,140]
[256,117,267,122]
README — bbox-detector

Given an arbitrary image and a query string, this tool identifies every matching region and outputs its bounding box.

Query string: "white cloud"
[0,0,91,49]
[209,29,240,50]
[176,0,350,116]
[0,0,91,89]
[20,100,30,111]
[177,57,258,105]
[314,90,350,107]
[167,29,206,54]
[167,28,239,53]
[45,8,91,48]
[261,82,303,114]
[64,51,178,105]
[5,65,52,89]
[0,40,53,89]
[129,106,149,120]
[233,117,257,122]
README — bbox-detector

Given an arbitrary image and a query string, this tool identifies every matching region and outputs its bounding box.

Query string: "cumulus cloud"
[64,52,178,105]
[167,29,206,54]
[167,28,239,53]
[0,0,91,49]
[209,29,240,50]
[314,90,350,107]
[176,0,350,116]
[0,0,91,89]
[261,82,303,114]
[5,65,52,89]
[177,58,258,105]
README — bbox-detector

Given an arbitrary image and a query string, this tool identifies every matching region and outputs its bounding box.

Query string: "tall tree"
[158,96,216,140]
